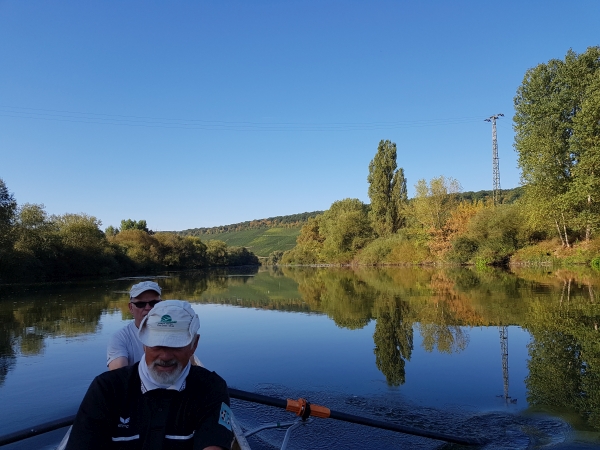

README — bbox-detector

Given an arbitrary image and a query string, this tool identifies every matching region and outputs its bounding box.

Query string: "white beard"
[147,359,183,386]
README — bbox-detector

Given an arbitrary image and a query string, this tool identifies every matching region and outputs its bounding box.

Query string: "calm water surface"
[0,266,599,449]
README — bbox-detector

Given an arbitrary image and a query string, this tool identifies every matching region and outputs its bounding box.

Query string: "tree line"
[0,180,259,283]
[283,47,600,267]
[177,211,324,237]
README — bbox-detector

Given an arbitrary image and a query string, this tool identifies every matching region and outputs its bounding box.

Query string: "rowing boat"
[1,387,487,449]
[2,358,489,450]
[231,414,251,450]
[54,356,251,450]
[56,419,250,450]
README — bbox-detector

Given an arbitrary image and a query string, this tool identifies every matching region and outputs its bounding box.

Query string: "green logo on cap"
[160,314,176,323]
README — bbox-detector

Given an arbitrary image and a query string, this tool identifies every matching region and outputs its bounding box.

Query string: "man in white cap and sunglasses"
[67,300,234,450]
[107,280,162,370]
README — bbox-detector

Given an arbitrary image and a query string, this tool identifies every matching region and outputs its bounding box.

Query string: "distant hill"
[172,187,524,257]
[176,211,324,257]
[459,186,524,204]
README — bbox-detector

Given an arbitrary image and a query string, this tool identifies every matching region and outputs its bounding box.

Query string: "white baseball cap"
[130,281,162,299]
[138,300,200,348]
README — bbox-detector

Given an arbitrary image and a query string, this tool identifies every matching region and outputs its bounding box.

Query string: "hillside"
[176,211,323,257]
[178,211,323,236]
[193,227,301,257]
[173,187,524,257]
[459,186,524,204]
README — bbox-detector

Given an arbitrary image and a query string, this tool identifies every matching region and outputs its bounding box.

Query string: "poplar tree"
[391,167,408,229]
[367,140,407,236]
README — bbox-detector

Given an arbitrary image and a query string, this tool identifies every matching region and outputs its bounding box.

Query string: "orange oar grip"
[286,398,331,419]
[309,404,331,418]
[286,398,305,415]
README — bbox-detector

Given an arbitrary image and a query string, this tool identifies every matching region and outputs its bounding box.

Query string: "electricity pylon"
[484,114,515,404]
[484,114,504,205]
[499,326,509,403]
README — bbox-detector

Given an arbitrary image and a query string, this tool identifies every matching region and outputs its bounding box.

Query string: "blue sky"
[1,1,599,231]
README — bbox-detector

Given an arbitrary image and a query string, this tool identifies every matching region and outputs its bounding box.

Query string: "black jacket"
[65,363,234,450]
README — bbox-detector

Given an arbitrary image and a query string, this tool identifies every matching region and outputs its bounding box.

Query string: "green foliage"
[354,236,397,265]
[463,204,526,265]
[591,257,600,270]
[319,198,374,263]
[153,233,208,269]
[200,239,258,267]
[105,225,119,237]
[111,229,162,270]
[385,239,431,264]
[514,47,600,244]
[459,186,524,204]
[408,175,461,232]
[367,140,407,236]
[511,237,600,267]
[112,231,212,270]
[120,219,150,233]
[391,168,408,229]
[13,204,59,256]
[223,246,259,266]
[205,240,228,266]
[283,200,375,266]
[510,240,561,266]
[569,72,600,239]
[0,182,259,283]
[265,250,284,265]
[54,213,106,251]
[447,237,479,264]
[281,216,324,265]
[0,178,17,252]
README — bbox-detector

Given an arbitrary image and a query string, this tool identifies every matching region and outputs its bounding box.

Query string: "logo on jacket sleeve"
[218,403,232,431]
[118,417,130,428]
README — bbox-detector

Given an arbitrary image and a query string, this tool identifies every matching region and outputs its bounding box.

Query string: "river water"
[0,266,599,449]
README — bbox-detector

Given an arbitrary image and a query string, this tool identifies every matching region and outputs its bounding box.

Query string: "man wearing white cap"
[107,280,162,370]
[67,300,234,450]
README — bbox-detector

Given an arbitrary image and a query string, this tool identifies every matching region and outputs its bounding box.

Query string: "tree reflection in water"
[373,295,413,386]
[1,266,600,433]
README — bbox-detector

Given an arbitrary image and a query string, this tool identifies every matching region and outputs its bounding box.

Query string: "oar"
[0,388,485,447]
[228,388,485,446]
[0,415,76,446]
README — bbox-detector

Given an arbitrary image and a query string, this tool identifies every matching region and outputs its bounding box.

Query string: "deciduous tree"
[514,47,600,244]
[0,178,17,251]
[409,176,461,234]
[570,72,600,240]
[120,219,150,233]
[319,198,373,263]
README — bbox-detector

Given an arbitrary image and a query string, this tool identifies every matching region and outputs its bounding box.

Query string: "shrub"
[447,237,479,264]
[354,237,396,265]
[386,239,431,264]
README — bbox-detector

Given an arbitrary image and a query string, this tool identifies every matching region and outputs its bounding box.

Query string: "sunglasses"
[130,300,161,308]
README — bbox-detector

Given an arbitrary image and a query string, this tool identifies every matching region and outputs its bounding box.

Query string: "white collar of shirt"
[139,357,191,393]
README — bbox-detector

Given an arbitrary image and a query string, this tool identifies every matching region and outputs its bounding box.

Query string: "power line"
[0,105,485,132]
